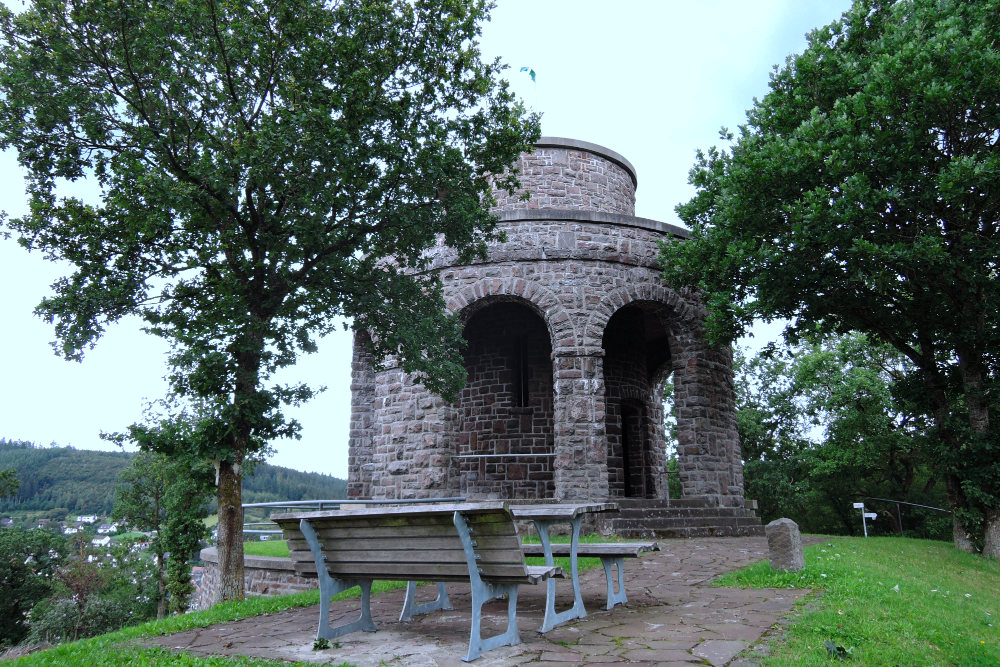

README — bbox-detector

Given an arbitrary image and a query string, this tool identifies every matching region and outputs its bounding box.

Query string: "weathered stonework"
[347,137,747,508]
[765,518,805,572]
[192,548,317,611]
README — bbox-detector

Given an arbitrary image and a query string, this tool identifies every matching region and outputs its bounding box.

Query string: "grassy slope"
[13,536,997,666]
[716,537,999,666]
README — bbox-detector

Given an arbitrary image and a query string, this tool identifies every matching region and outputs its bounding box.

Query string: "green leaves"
[0,0,538,453]
[663,0,1000,552]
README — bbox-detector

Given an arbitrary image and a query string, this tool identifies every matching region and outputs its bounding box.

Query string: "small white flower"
[892,584,900,593]
[821,573,828,578]
[965,593,972,598]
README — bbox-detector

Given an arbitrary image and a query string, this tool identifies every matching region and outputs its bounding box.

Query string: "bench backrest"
[271,502,531,583]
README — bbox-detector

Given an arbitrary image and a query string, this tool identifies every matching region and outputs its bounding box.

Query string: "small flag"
[519,66,536,82]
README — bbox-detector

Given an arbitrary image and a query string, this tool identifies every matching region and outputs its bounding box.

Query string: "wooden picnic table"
[509,502,618,632]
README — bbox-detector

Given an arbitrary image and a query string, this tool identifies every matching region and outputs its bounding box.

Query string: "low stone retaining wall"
[192,547,317,611]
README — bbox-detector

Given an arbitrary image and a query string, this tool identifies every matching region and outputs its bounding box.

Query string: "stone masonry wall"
[491,138,636,216]
[347,331,376,499]
[192,547,316,611]
[350,137,746,508]
[458,302,554,498]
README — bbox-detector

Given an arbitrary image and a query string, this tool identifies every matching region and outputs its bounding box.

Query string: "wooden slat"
[509,503,618,521]
[272,504,549,586]
[525,564,564,583]
[286,535,466,552]
[521,542,660,558]
[272,501,508,522]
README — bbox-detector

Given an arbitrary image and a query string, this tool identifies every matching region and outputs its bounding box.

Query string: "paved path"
[150,537,820,666]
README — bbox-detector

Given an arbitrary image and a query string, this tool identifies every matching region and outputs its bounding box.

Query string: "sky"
[0,0,853,479]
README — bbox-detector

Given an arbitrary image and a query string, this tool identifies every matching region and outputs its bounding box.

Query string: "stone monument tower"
[347,137,759,533]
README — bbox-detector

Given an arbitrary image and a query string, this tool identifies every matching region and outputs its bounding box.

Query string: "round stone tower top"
[491,137,637,216]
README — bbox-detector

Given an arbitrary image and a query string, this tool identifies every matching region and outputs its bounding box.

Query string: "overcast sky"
[0,0,852,478]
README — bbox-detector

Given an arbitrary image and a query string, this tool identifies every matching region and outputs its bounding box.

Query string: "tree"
[0,527,66,646]
[0,0,539,601]
[735,334,948,538]
[112,449,212,618]
[662,0,1000,556]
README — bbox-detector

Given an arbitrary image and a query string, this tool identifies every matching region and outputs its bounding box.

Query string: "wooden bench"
[271,502,562,662]
[520,541,660,609]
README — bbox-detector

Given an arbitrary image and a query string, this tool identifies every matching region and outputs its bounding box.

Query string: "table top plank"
[509,502,618,520]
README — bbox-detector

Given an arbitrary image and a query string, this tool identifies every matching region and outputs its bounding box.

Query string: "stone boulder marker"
[766,517,805,571]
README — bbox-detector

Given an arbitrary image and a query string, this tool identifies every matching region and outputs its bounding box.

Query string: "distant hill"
[0,439,346,515]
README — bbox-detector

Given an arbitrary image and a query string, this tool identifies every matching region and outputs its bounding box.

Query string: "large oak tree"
[662,0,999,555]
[0,0,538,600]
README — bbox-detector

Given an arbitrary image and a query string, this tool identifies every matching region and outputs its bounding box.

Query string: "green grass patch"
[9,589,329,666]
[716,537,999,666]
[112,532,148,541]
[16,532,617,665]
[242,540,290,558]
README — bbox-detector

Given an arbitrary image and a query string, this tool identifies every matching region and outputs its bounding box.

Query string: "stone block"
[765,518,804,572]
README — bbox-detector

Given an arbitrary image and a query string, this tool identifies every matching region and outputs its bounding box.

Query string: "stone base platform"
[602,498,765,538]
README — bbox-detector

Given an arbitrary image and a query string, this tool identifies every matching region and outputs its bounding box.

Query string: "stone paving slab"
[148,537,823,666]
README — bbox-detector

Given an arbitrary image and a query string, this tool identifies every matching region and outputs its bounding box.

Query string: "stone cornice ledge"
[496,208,691,240]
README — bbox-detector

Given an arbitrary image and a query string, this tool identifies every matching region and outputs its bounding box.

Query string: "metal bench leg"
[300,519,377,639]
[601,556,627,609]
[454,511,523,662]
[464,580,521,662]
[400,582,453,622]
[537,517,587,633]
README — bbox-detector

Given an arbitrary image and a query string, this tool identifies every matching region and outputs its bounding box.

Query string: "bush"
[27,597,134,644]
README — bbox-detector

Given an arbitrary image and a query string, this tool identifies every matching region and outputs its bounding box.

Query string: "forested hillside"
[0,439,346,514]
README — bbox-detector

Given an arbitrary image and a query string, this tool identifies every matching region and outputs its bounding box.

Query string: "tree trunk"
[983,508,1000,560]
[945,474,976,553]
[214,458,245,603]
[156,553,167,620]
[917,345,978,554]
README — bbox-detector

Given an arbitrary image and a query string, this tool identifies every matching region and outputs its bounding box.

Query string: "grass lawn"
[11,535,997,665]
[717,537,999,666]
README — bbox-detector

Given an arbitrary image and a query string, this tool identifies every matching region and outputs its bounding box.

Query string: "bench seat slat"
[521,542,660,558]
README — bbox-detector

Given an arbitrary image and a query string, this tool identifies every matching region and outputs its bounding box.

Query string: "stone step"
[615,507,760,519]
[613,497,716,509]
[611,523,766,539]
[609,515,758,529]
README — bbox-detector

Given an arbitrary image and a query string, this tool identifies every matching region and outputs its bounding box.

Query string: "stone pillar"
[552,350,608,500]
[347,331,376,498]
[648,366,672,500]
[368,365,459,499]
[672,328,744,507]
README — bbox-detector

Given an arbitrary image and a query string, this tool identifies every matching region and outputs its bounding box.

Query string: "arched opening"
[603,303,672,499]
[457,300,554,499]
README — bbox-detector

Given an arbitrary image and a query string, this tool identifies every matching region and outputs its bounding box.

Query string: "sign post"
[853,502,876,537]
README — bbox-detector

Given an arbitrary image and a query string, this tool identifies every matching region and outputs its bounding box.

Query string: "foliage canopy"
[0,0,538,599]
[662,0,1000,554]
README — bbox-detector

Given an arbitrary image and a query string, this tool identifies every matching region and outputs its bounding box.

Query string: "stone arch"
[446,277,577,354]
[582,282,699,350]
[601,302,672,500]
[455,299,556,499]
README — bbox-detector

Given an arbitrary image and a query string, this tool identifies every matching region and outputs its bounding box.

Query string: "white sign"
[853,502,865,509]
[864,512,877,519]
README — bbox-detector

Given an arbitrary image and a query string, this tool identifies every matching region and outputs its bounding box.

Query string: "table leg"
[536,517,587,633]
